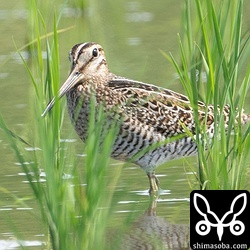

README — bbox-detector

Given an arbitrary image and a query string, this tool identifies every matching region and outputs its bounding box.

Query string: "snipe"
[42,42,250,193]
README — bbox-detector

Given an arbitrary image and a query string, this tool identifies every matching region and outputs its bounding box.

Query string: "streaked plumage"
[42,42,250,193]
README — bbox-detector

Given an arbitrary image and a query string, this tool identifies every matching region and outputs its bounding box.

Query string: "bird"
[41,42,250,194]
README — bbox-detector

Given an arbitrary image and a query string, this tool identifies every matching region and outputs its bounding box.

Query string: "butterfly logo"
[193,193,247,241]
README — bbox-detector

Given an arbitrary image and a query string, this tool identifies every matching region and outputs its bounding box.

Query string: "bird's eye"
[92,48,98,57]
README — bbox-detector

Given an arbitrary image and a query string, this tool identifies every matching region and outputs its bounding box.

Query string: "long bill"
[41,67,82,117]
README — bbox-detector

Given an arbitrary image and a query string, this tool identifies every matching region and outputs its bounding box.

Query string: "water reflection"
[0,239,43,250]
[0,10,27,20]
[120,196,189,249]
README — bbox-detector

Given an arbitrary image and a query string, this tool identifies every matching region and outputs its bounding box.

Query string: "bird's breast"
[66,86,91,142]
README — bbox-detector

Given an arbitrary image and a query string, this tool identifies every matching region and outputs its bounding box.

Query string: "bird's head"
[42,42,108,116]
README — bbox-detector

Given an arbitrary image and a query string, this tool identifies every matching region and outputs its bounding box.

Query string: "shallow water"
[0,1,250,249]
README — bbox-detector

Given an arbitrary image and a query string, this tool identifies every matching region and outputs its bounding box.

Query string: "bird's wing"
[108,78,211,138]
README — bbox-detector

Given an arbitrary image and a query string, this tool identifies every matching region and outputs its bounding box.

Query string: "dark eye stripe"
[70,43,100,63]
